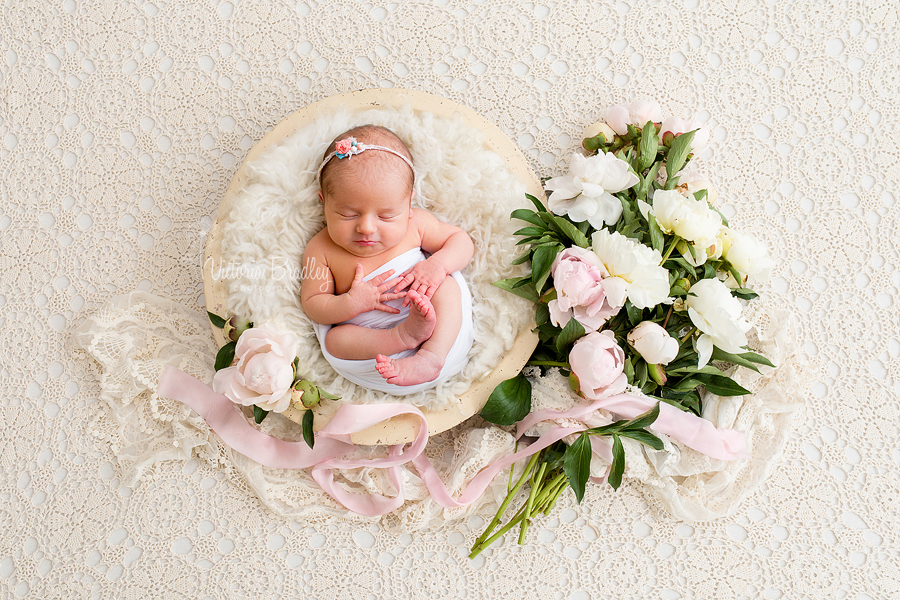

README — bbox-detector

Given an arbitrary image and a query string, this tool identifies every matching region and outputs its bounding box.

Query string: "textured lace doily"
[3,0,896,597]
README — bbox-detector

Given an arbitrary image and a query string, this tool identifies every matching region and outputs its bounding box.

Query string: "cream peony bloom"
[722,227,774,286]
[591,229,672,310]
[684,278,752,368]
[545,152,639,229]
[649,189,723,249]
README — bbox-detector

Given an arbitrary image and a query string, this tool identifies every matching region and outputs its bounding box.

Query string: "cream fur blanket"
[218,106,532,412]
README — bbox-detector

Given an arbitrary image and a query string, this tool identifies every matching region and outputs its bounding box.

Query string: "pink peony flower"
[335,138,353,155]
[548,247,626,331]
[605,100,664,135]
[569,330,627,399]
[212,324,298,413]
[658,116,709,153]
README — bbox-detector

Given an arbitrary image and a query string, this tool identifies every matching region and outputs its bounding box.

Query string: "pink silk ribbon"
[157,366,747,516]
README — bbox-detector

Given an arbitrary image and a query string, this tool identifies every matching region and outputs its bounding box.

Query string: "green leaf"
[514,226,546,237]
[647,213,665,254]
[671,377,703,392]
[511,208,544,227]
[302,409,315,448]
[622,403,661,431]
[511,253,531,266]
[621,429,665,450]
[625,301,643,326]
[666,130,696,180]
[727,349,776,369]
[214,341,237,371]
[555,317,586,355]
[492,278,540,302]
[480,375,532,426]
[552,215,590,248]
[668,364,730,377]
[638,121,659,172]
[731,287,759,300]
[253,405,269,424]
[526,193,547,212]
[208,311,227,328]
[623,354,635,385]
[634,359,648,389]
[531,244,560,292]
[535,303,550,327]
[317,386,341,401]
[563,433,592,504]
[607,435,625,490]
[695,374,752,397]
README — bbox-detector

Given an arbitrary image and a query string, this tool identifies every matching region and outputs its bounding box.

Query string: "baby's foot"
[375,350,444,386]
[396,290,436,349]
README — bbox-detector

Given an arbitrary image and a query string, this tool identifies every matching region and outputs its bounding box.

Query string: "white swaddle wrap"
[312,248,474,395]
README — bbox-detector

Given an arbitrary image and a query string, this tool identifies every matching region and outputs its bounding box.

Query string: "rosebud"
[291,380,320,408]
[674,278,691,293]
[224,315,252,342]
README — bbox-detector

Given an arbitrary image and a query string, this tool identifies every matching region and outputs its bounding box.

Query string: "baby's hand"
[347,265,406,315]
[394,259,447,302]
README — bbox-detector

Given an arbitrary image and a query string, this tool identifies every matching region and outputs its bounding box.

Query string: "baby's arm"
[394,209,475,299]
[300,235,406,324]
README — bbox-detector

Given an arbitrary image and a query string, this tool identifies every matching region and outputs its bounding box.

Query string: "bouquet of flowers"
[470,100,775,556]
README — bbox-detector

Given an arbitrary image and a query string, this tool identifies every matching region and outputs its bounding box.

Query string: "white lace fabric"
[2,1,897,598]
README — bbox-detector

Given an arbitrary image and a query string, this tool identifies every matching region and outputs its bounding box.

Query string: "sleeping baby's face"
[319,161,414,259]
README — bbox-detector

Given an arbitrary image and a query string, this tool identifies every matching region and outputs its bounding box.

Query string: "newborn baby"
[301,125,475,392]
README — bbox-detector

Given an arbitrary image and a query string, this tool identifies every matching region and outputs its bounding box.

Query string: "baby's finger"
[392,274,412,292]
[380,292,406,302]
[370,269,395,285]
[352,263,365,282]
[375,303,402,314]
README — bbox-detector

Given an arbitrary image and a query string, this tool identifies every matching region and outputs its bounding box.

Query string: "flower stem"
[660,237,679,264]
[680,326,697,343]
[661,305,674,329]
[518,462,547,544]
[472,451,540,552]
[526,360,571,368]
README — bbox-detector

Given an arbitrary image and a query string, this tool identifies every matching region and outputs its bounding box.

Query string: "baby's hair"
[319,125,415,196]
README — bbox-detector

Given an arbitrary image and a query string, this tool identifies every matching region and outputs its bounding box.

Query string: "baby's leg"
[325,292,436,360]
[375,276,462,386]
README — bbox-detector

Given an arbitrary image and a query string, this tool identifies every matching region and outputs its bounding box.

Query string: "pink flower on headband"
[335,138,353,155]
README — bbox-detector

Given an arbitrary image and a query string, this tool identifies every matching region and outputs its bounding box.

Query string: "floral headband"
[317,137,415,182]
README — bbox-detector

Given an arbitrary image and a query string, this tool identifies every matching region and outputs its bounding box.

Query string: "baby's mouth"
[355,239,378,246]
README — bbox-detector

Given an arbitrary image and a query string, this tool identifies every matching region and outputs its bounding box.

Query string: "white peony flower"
[627,321,679,365]
[649,188,723,249]
[591,229,672,310]
[606,100,664,135]
[684,278,752,367]
[721,227,775,286]
[545,152,639,229]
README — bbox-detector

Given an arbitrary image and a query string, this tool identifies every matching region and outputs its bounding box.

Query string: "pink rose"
[548,247,626,332]
[569,330,627,399]
[335,138,352,155]
[212,324,298,413]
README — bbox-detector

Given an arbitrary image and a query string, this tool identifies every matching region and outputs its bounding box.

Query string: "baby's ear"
[318,190,324,204]
[409,191,415,217]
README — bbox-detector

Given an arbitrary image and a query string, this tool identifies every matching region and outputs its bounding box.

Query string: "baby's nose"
[357,216,376,234]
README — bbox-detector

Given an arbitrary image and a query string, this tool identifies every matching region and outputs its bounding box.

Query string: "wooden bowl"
[204,88,542,445]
